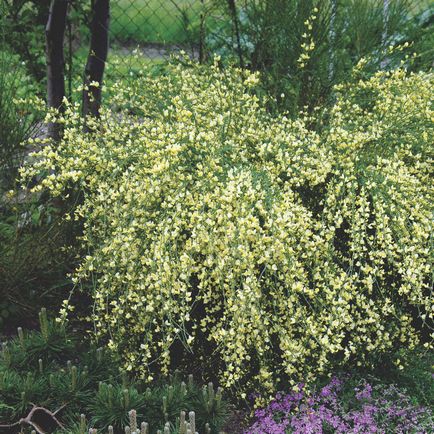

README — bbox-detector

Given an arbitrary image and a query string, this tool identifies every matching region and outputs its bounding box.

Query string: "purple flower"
[355,383,372,400]
[244,376,434,434]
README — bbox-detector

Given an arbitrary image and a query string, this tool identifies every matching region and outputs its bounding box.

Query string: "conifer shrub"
[22,59,433,394]
[0,309,229,433]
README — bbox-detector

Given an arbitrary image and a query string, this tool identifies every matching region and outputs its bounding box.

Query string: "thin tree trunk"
[328,0,337,81]
[67,8,73,101]
[381,0,390,68]
[83,0,110,119]
[198,0,206,63]
[45,0,68,141]
[227,0,244,69]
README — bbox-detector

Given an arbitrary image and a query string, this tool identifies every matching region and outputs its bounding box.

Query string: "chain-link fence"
[2,0,431,92]
[110,0,205,58]
[105,0,241,68]
[60,0,243,85]
[97,0,431,78]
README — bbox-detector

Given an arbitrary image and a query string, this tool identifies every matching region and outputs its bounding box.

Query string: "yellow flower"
[23,57,433,396]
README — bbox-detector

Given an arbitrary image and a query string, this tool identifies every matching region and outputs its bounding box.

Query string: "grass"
[110,0,205,45]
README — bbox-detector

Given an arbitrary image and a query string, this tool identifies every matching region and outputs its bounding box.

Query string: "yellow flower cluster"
[22,59,433,394]
[297,8,318,69]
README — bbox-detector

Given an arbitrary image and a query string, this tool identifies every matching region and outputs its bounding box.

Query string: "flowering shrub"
[245,377,434,433]
[23,59,433,393]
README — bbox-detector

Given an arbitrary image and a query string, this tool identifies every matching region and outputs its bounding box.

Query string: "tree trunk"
[198,0,206,63]
[83,0,110,119]
[45,0,68,141]
[227,0,244,69]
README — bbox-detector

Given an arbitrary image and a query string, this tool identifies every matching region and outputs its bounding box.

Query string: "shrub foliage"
[23,59,433,394]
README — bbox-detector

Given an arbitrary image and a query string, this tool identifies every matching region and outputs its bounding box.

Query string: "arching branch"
[0,405,65,434]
